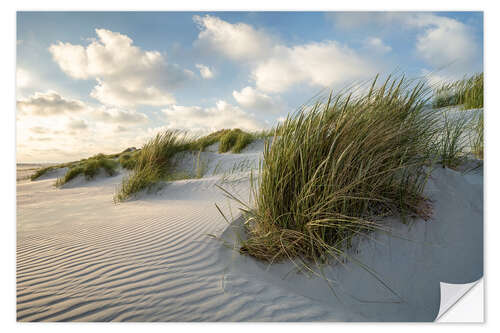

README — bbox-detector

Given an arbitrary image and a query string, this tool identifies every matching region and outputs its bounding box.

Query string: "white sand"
[16,139,483,321]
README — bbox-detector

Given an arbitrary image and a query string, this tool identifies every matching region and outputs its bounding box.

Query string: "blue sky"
[16,11,483,163]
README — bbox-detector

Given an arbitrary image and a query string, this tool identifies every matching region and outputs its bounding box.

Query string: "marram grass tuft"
[220,75,443,266]
[432,73,483,109]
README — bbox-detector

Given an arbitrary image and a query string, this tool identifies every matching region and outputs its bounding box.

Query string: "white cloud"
[415,17,477,69]
[194,15,274,62]
[195,64,215,79]
[49,28,193,107]
[16,90,149,127]
[17,91,87,116]
[363,37,392,54]
[114,125,130,133]
[162,100,265,133]
[253,42,378,93]
[195,15,381,94]
[329,12,479,73]
[232,86,282,112]
[89,78,176,107]
[91,107,149,124]
[30,127,46,134]
[67,118,89,130]
[17,91,149,134]
[16,67,32,89]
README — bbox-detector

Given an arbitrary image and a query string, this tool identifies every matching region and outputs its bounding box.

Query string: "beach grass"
[119,151,139,170]
[189,129,231,152]
[437,111,470,169]
[55,155,119,186]
[219,129,242,153]
[232,132,254,153]
[219,74,441,265]
[114,130,189,201]
[219,129,257,153]
[470,112,484,159]
[188,128,261,154]
[30,166,57,181]
[433,73,483,109]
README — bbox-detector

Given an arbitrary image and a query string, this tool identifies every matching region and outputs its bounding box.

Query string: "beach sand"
[16,140,483,321]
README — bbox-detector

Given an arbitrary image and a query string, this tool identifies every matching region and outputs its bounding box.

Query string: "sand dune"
[16,141,483,321]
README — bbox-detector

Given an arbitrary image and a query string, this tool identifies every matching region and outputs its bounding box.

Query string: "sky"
[16,11,483,163]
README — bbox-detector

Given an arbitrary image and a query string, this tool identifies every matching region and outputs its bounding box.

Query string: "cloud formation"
[414,16,477,69]
[49,29,193,107]
[29,126,51,134]
[162,100,265,133]
[363,37,392,54]
[232,86,283,112]
[195,64,215,79]
[329,12,480,75]
[195,15,380,93]
[91,107,149,124]
[253,42,378,93]
[17,91,87,116]
[16,67,32,89]
[194,15,274,62]
[67,118,89,130]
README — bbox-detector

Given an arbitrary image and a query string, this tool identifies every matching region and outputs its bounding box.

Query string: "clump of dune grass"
[232,132,254,153]
[85,157,119,178]
[193,150,208,178]
[436,111,470,169]
[115,130,189,201]
[55,155,119,186]
[30,166,57,181]
[119,151,139,170]
[219,129,256,153]
[433,73,483,109]
[219,75,440,266]
[470,112,484,159]
[188,128,261,153]
[189,129,231,152]
[219,129,242,153]
[55,166,84,187]
[31,148,131,182]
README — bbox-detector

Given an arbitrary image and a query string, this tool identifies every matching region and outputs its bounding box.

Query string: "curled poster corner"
[436,279,483,321]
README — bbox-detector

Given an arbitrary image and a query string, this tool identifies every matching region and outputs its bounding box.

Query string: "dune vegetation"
[432,73,483,109]
[30,126,262,200]
[188,128,264,153]
[470,112,484,159]
[55,154,119,187]
[114,128,264,201]
[119,151,140,170]
[30,166,58,181]
[217,74,483,268]
[114,131,189,201]
[30,150,129,181]
[30,72,483,221]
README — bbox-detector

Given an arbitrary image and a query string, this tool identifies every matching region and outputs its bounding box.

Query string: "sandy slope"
[16,140,483,321]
